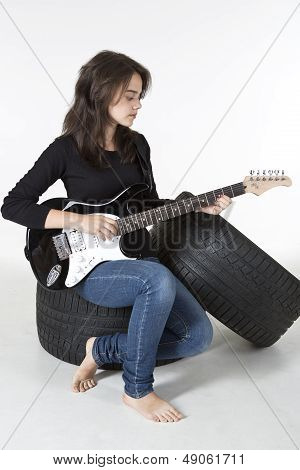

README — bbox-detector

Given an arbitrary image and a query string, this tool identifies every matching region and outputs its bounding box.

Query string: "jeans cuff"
[124,386,154,399]
[92,338,105,366]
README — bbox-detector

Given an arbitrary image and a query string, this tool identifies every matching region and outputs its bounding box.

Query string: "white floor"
[1,256,299,451]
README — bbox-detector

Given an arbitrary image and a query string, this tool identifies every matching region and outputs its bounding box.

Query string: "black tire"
[149,192,300,347]
[36,283,180,370]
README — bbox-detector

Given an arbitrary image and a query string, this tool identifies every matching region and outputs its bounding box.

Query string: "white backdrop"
[1,0,299,278]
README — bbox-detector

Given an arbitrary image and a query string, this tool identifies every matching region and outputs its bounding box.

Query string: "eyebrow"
[126,89,142,95]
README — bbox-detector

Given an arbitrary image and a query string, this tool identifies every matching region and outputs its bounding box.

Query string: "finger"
[216,196,231,209]
[217,195,231,203]
[100,227,114,240]
[106,219,119,234]
[103,221,118,236]
[98,232,106,241]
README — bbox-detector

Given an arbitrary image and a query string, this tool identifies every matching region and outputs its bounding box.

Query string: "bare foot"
[72,337,99,393]
[122,391,184,422]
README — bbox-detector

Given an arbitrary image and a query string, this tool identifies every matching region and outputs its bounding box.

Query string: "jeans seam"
[134,279,151,396]
[85,274,148,284]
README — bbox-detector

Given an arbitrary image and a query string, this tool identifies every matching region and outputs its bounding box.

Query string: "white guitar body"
[63,213,134,288]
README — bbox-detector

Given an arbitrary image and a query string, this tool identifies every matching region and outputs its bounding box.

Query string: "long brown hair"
[61,50,152,169]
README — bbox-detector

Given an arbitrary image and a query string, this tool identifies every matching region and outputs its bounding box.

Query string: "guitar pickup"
[69,229,86,252]
[52,233,72,260]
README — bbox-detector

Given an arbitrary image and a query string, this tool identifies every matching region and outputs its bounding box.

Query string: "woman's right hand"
[78,214,119,240]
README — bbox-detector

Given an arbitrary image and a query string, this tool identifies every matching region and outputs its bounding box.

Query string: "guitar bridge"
[52,233,72,260]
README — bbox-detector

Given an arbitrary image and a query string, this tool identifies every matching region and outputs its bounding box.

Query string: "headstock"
[243,170,292,195]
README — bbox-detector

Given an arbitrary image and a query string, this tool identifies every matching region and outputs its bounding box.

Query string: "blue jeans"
[74,256,213,399]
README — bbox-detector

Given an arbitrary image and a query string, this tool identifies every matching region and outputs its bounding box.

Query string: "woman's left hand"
[195,194,232,215]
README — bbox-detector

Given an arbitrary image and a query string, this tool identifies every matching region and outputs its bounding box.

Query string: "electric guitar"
[24,172,292,291]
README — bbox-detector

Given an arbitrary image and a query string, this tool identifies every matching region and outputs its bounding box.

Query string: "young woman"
[1,50,231,423]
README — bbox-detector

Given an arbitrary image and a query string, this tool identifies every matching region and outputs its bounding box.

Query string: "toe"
[164,412,175,422]
[83,381,90,390]
[170,408,183,419]
[158,415,168,423]
[72,383,79,393]
[168,410,180,421]
[162,412,173,422]
[79,382,86,392]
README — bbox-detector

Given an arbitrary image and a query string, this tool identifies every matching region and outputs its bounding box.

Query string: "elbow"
[1,200,10,221]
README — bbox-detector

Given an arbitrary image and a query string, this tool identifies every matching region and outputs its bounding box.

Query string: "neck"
[117,181,246,235]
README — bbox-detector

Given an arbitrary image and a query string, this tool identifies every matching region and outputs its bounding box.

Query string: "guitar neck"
[118,182,245,235]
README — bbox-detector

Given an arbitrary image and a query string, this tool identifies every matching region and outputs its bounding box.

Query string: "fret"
[128,215,135,229]
[186,199,194,212]
[189,198,195,210]
[233,182,245,196]
[176,201,182,215]
[205,193,209,206]
[182,199,188,212]
[214,188,223,199]
[206,191,215,205]
[196,195,204,208]
[155,207,163,222]
[127,219,134,231]
[151,209,159,225]
[136,213,142,228]
[142,211,150,226]
[117,219,124,235]
[222,186,233,197]
[147,210,154,225]
[123,218,131,232]
[137,212,144,228]
[229,185,234,197]
[140,212,148,226]
[157,206,164,221]
[131,214,139,229]
[166,204,174,219]
[197,195,207,207]
[161,206,169,221]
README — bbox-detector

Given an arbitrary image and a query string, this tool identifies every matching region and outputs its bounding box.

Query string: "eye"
[127,97,134,101]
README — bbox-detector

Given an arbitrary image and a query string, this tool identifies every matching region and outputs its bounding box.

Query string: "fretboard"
[118,182,245,235]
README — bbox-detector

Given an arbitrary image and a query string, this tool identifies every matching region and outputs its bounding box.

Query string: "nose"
[133,100,142,110]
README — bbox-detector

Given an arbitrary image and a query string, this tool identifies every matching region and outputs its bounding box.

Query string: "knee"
[144,264,177,301]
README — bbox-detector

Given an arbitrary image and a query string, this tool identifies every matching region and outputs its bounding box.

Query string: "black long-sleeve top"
[1,133,166,229]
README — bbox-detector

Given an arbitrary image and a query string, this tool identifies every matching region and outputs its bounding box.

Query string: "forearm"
[44,208,84,230]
